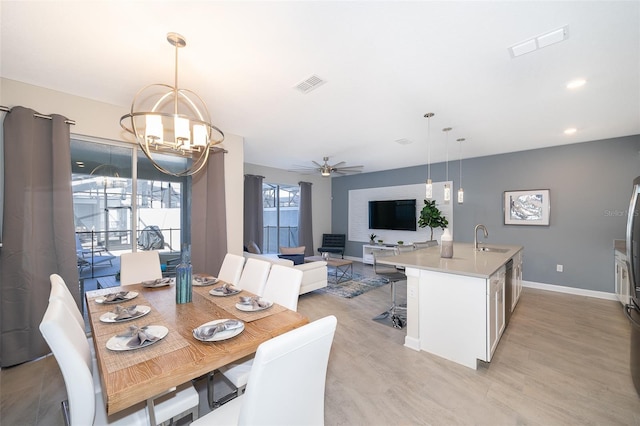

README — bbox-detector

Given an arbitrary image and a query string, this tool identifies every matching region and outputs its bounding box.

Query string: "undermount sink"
[476,246,510,253]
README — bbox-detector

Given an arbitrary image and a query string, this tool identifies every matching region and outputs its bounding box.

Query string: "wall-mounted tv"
[368,199,417,231]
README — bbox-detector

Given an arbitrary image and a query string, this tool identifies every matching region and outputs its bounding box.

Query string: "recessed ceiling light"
[566,79,586,89]
[395,138,412,145]
[564,128,577,135]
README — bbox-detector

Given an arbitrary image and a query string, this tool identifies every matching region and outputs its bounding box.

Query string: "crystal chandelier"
[120,32,224,177]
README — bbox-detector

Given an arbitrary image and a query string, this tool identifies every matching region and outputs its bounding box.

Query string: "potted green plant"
[377,239,384,245]
[397,240,404,246]
[369,233,377,244]
[418,199,449,241]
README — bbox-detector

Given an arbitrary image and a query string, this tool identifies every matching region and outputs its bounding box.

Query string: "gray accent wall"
[331,134,640,293]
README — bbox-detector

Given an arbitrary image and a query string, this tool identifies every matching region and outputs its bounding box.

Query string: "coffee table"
[305,256,353,283]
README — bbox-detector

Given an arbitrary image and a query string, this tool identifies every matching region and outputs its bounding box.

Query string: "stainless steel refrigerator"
[625,175,640,397]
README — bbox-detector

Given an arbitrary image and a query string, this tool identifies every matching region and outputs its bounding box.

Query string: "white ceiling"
[1,1,639,174]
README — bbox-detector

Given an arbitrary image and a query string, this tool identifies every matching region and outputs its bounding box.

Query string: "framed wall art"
[503,189,550,226]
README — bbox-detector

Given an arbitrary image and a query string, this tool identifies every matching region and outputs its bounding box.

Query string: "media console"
[362,244,398,265]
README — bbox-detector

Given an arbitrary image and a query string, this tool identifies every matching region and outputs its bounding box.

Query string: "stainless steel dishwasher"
[504,259,514,326]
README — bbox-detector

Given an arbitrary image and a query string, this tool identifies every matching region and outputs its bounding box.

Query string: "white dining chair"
[49,273,98,372]
[236,258,271,296]
[213,265,304,406]
[49,274,84,329]
[193,315,337,426]
[39,298,199,426]
[217,253,246,285]
[119,251,162,285]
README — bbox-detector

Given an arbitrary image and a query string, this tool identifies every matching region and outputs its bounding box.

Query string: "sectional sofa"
[242,252,328,295]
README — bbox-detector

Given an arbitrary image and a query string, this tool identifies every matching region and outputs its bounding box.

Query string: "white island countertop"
[379,242,523,279]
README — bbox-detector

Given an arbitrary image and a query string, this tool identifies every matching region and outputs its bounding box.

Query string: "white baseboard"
[523,280,618,301]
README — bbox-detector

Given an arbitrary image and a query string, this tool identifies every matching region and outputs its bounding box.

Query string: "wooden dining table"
[85,280,309,416]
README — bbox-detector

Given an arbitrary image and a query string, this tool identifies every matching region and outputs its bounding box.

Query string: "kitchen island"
[379,243,523,369]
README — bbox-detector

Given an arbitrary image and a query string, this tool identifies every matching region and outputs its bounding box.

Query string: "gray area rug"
[318,270,389,298]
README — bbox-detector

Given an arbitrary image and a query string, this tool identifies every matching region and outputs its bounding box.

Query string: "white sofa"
[243,252,327,295]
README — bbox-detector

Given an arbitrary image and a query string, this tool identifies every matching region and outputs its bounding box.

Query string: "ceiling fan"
[290,157,364,177]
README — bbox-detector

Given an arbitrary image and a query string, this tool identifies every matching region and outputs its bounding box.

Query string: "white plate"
[235,300,274,312]
[106,325,168,351]
[192,275,219,287]
[95,291,138,304]
[192,319,245,342]
[209,286,241,297]
[99,305,151,323]
[142,278,173,288]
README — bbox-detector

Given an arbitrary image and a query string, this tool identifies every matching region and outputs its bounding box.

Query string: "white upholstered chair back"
[119,251,162,285]
[262,264,303,311]
[40,299,199,425]
[217,253,246,285]
[193,315,338,426]
[49,273,84,329]
[39,299,98,425]
[237,258,271,296]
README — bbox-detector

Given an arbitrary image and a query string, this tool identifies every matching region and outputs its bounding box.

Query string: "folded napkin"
[214,283,239,294]
[113,305,139,320]
[143,278,172,287]
[193,275,216,284]
[104,291,130,303]
[117,325,158,348]
[253,298,270,309]
[193,320,243,340]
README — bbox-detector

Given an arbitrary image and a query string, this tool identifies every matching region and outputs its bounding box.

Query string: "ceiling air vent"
[294,75,326,94]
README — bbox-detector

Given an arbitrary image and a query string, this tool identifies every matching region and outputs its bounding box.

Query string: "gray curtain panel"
[298,181,314,256]
[243,174,264,251]
[191,150,227,276]
[1,106,78,367]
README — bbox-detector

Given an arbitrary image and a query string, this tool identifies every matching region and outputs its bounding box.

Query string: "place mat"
[193,286,287,323]
[93,316,190,374]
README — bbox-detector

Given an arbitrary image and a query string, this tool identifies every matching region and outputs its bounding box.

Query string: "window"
[71,138,187,280]
[262,183,299,253]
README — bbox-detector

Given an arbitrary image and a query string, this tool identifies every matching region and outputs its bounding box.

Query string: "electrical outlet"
[557,264,563,272]
[408,287,416,298]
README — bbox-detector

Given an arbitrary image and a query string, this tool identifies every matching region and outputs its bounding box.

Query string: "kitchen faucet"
[474,224,488,250]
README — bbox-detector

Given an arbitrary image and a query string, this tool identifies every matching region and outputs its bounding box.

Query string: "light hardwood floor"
[2,262,639,425]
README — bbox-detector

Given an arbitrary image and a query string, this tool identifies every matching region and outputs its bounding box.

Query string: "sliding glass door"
[262,183,300,253]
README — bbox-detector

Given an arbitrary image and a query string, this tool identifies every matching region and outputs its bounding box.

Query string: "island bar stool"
[372,245,413,328]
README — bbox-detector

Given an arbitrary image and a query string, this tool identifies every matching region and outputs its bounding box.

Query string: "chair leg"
[61,400,71,426]
[207,370,241,409]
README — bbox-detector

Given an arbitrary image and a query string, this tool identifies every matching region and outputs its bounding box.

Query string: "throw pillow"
[247,241,261,254]
[278,254,305,265]
[279,246,305,255]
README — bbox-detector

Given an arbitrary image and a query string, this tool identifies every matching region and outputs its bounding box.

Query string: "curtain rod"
[0,105,76,125]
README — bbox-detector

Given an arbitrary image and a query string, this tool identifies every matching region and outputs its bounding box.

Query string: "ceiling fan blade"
[331,161,346,168]
[288,168,319,174]
[312,161,323,168]
[336,166,363,170]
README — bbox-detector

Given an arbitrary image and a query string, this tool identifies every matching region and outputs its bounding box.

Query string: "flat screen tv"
[368,199,417,231]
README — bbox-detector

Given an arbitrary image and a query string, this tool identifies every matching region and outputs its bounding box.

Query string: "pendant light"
[120,32,224,177]
[442,127,452,204]
[457,138,465,204]
[424,113,435,199]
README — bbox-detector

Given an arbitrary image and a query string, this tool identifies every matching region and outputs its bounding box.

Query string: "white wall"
[348,182,453,244]
[243,163,332,254]
[0,78,245,254]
